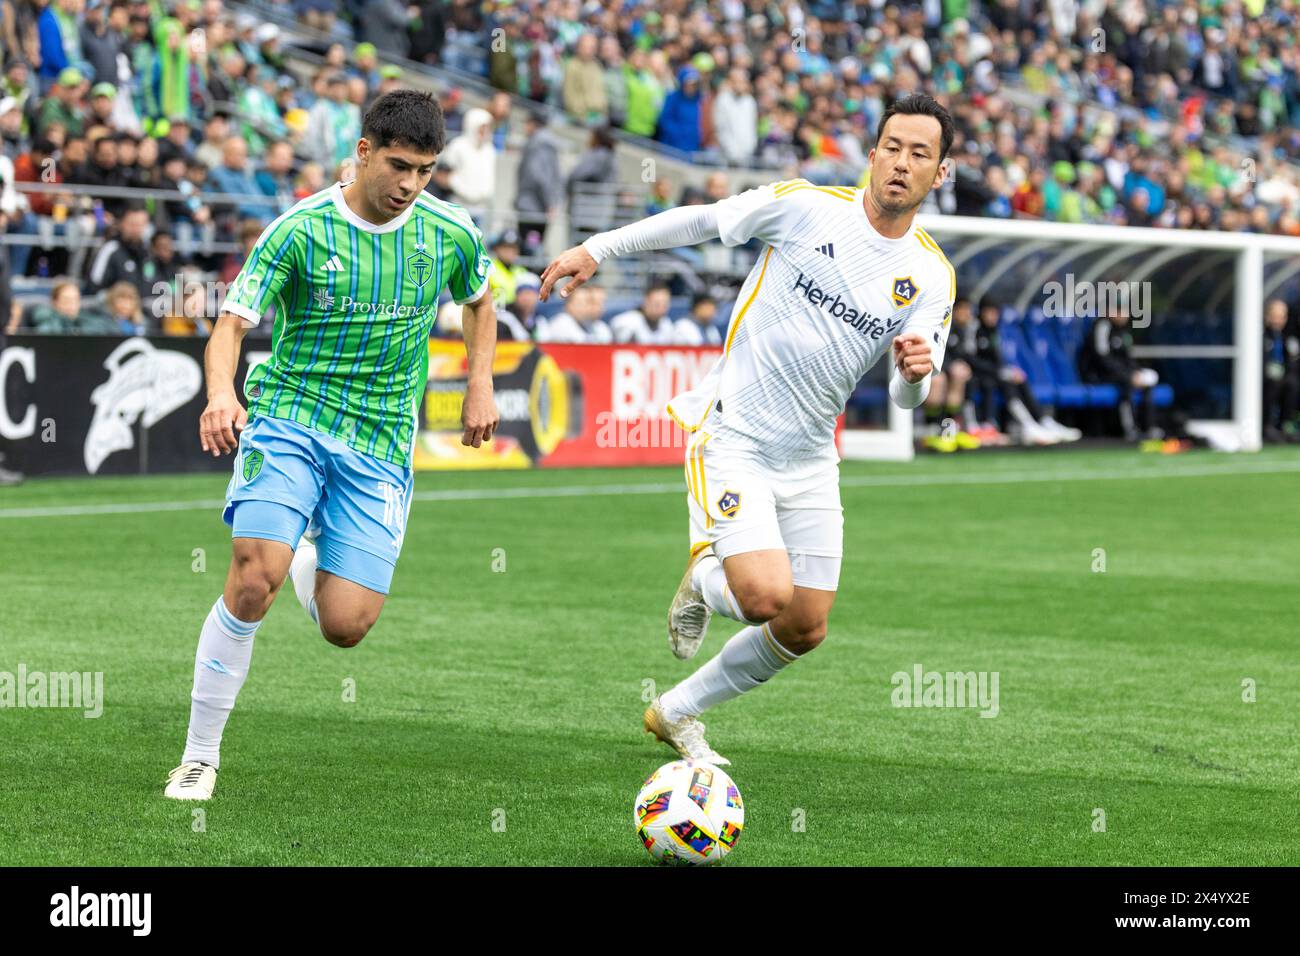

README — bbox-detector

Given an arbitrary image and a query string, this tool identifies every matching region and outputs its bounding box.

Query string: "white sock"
[289,538,319,624]
[692,556,757,624]
[181,597,261,769]
[660,624,799,721]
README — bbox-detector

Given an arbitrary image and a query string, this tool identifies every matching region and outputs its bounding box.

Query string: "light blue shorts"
[223,416,414,594]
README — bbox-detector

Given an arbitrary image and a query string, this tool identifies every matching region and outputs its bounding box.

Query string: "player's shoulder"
[257,187,336,244]
[910,224,956,301]
[411,192,481,238]
[763,178,860,209]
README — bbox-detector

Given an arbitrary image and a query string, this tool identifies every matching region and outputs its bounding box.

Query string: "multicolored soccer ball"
[634,760,744,865]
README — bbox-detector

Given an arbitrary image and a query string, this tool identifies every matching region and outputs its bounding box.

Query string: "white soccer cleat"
[1041,417,1083,442]
[164,761,217,800]
[643,697,731,766]
[667,547,717,660]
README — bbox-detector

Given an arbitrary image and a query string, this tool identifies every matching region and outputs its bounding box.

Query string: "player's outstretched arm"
[199,312,249,457]
[539,204,723,300]
[460,290,500,448]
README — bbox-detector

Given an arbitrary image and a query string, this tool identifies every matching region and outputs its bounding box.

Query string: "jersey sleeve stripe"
[915,229,957,300]
[724,246,773,355]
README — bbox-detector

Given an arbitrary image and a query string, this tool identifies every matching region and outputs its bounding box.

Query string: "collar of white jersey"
[329,181,418,234]
[854,187,919,247]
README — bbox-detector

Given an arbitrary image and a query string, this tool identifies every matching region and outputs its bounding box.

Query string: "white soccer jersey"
[666,179,956,458]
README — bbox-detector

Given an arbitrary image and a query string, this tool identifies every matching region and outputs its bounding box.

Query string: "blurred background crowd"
[0,0,1297,452]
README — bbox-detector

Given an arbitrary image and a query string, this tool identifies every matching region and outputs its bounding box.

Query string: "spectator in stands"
[674,293,721,346]
[207,136,276,226]
[146,228,178,288]
[103,280,145,335]
[36,67,85,137]
[563,32,607,126]
[361,0,414,59]
[255,140,296,208]
[496,271,542,341]
[537,283,612,344]
[487,229,529,308]
[160,267,212,336]
[220,217,263,284]
[31,278,114,333]
[566,125,616,233]
[968,299,1081,445]
[80,0,122,86]
[304,73,359,172]
[87,203,149,296]
[72,131,126,219]
[193,114,227,170]
[486,90,512,150]
[1263,298,1299,443]
[1079,308,1161,442]
[155,114,191,164]
[37,0,82,90]
[441,106,495,215]
[515,109,562,256]
[712,68,757,165]
[610,281,677,345]
[424,156,454,201]
[656,67,703,153]
[620,47,663,139]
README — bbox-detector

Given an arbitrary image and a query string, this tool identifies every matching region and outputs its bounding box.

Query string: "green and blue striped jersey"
[223,183,490,467]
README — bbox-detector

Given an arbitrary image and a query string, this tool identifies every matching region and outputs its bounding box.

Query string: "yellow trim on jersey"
[697,433,713,519]
[761,622,798,664]
[772,180,855,202]
[689,541,712,560]
[771,184,854,203]
[915,228,957,300]
[724,246,773,356]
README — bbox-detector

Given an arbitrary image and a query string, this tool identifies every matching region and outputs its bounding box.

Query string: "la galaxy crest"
[717,490,741,518]
[891,276,919,309]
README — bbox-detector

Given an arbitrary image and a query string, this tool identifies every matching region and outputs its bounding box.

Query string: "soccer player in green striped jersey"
[166,90,499,801]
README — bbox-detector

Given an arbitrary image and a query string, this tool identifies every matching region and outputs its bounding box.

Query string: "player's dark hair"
[362,89,446,155]
[876,93,955,161]
[646,279,672,296]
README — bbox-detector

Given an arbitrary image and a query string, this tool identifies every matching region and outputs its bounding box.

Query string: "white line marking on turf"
[1,458,1298,519]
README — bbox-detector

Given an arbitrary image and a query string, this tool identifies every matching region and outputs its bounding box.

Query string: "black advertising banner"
[0,335,271,478]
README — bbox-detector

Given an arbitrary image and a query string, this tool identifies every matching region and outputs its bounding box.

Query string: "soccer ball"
[633,759,744,865]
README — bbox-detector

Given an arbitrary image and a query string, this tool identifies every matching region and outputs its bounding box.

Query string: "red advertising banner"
[414,340,723,470]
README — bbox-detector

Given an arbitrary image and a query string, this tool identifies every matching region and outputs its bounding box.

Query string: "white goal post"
[840,214,1300,459]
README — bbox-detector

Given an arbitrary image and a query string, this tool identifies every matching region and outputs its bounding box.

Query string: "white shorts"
[683,432,843,591]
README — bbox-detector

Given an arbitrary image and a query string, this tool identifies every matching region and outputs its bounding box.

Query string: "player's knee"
[229,554,280,617]
[779,618,827,655]
[735,586,791,624]
[317,606,379,649]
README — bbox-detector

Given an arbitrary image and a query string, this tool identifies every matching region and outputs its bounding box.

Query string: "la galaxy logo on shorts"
[406,244,434,288]
[242,449,264,482]
[717,489,741,518]
[891,276,918,309]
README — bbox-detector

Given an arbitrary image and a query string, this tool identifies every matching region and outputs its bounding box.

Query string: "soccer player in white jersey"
[540,94,958,764]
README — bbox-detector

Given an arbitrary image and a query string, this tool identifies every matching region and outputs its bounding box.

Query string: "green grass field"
[1,448,1297,866]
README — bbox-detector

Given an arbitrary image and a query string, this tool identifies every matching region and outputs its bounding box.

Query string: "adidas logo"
[815,242,835,258]
[320,255,345,272]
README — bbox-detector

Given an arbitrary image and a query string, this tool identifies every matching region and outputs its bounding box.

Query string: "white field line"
[1,458,1297,520]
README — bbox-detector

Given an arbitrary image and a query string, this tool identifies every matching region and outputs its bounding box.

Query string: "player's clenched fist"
[199,391,247,457]
[539,245,599,301]
[892,332,933,383]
